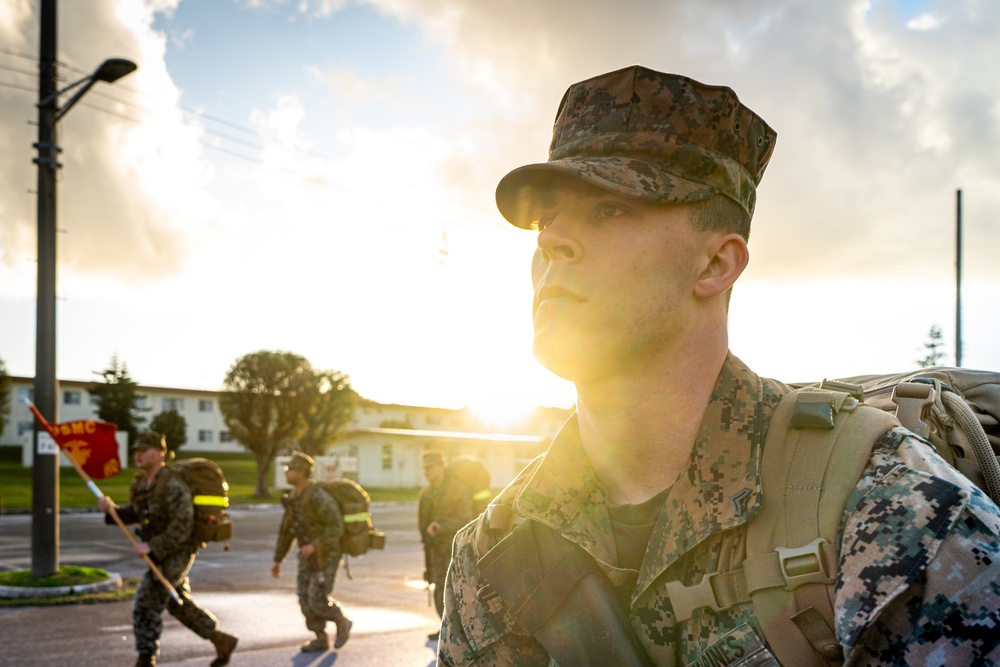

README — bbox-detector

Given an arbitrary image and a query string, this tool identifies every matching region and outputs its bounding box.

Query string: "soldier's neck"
[144,464,164,485]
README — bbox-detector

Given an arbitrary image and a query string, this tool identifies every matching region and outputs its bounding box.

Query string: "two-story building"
[2,376,573,488]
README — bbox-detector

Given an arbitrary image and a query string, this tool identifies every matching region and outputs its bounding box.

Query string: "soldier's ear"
[693,233,748,300]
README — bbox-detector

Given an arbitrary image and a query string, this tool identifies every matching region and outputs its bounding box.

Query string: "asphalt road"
[0,502,443,666]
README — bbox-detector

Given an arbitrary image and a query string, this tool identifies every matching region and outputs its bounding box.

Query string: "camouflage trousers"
[296,553,346,633]
[133,551,218,655]
[427,542,451,617]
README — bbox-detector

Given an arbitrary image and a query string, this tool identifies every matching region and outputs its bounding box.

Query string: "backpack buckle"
[891,381,935,438]
[665,573,725,622]
[776,538,835,591]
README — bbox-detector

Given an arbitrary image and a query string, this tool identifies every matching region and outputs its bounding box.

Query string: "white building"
[2,376,572,488]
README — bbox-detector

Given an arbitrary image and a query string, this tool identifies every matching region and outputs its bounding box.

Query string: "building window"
[63,390,81,405]
[198,430,213,443]
[17,421,34,436]
[426,414,441,426]
[18,387,34,402]
[135,395,147,409]
[198,399,213,413]
[162,397,184,412]
[381,443,393,470]
[89,393,99,406]
[219,431,232,443]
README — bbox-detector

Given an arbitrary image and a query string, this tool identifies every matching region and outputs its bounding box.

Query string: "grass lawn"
[0,451,420,511]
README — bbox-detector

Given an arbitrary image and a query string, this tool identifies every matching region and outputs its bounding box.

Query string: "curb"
[0,572,123,599]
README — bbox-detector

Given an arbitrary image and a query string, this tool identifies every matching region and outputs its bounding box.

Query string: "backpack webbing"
[747,388,899,666]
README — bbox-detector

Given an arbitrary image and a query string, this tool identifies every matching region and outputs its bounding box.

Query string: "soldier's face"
[527,176,709,383]
[134,447,163,471]
[423,463,444,484]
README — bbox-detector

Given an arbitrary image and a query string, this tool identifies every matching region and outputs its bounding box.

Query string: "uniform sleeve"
[148,476,194,561]
[107,477,142,525]
[273,506,295,563]
[438,517,549,666]
[111,502,139,525]
[418,487,431,542]
[836,427,1000,666]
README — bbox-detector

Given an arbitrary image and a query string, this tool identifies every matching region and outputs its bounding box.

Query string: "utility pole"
[30,0,137,577]
[32,0,60,578]
[955,188,963,368]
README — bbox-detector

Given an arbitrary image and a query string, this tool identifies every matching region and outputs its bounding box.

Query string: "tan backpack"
[737,367,1000,665]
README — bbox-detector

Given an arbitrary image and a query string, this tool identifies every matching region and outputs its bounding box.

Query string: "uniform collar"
[513,354,776,596]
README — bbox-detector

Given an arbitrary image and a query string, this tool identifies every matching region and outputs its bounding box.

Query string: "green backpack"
[161,458,233,549]
[313,478,386,557]
[446,455,494,516]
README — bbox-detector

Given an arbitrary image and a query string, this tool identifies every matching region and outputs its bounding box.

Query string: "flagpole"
[25,401,182,604]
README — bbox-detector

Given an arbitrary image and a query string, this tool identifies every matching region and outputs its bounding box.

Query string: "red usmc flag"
[27,403,122,479]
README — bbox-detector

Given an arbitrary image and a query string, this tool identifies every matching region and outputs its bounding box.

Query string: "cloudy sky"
[1,0,997,427]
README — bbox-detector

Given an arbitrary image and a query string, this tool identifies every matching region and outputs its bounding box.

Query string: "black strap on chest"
[478,519,654,667]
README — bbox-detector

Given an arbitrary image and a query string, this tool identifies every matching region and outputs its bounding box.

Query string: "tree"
[149,409,187,457]
[90,354,147,450]
[298,370,358,457]
[917,325,946,368]
[0,356,10,438]
[219,350,316,497]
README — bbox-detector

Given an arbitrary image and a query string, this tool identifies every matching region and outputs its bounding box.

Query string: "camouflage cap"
[134,431,166,452]
[496,65,777,227]
[286,451,315,475]
[421,450,446,468]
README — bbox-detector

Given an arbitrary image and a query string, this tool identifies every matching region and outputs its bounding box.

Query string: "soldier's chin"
[532,337,587,382]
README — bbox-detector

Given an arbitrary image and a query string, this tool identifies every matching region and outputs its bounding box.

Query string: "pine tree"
[917,325,945,368]
[90,354,147,450]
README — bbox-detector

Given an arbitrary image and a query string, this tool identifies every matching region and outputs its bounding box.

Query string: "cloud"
[2,0,997,403]
[0,0,217,289]
[357,0,1000,281]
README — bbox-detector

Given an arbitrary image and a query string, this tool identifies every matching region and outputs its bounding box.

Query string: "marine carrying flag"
[26,402,122,480]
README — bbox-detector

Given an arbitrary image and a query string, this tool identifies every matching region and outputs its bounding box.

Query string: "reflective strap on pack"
[473,489,492,502]
[343,512,369,523]
[193,495,228,507]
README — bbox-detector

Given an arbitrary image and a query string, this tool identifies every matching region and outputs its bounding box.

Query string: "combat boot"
[135,654,155,667]
[325,604,353,649]
[301,631,330,652]
[209,630,239,667]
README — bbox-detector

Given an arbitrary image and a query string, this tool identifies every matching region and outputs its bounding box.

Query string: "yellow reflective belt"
[473,489,491,501]
[193,495,229,507]
[343,512,369,523]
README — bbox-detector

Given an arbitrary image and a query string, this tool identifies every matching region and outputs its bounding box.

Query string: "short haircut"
[687,195,751,241]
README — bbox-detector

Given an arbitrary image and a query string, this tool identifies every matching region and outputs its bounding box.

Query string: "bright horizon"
[1,1,998,430]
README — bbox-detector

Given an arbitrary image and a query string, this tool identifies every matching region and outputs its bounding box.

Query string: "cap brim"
[495,157,719,229]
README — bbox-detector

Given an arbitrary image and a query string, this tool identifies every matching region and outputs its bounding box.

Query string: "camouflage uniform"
[274,480,348,634]
[112,469,220,656]
[419,472,474,616]
[438,354,1000,666]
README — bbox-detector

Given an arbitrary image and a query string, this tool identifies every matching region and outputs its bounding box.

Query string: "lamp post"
[32,0,137,577]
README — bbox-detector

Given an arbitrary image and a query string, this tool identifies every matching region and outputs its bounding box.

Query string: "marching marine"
[418,450,474,639]
[97,431,238,667]
[272,451,353,652]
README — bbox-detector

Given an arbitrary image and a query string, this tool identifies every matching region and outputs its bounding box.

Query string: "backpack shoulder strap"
[745,386,899,666]
[152,464,177,499]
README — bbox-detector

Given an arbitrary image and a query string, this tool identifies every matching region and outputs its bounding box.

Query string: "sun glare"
[467,396,542,433]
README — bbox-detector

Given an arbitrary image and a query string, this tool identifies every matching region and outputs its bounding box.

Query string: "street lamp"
[32,0,137,577]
